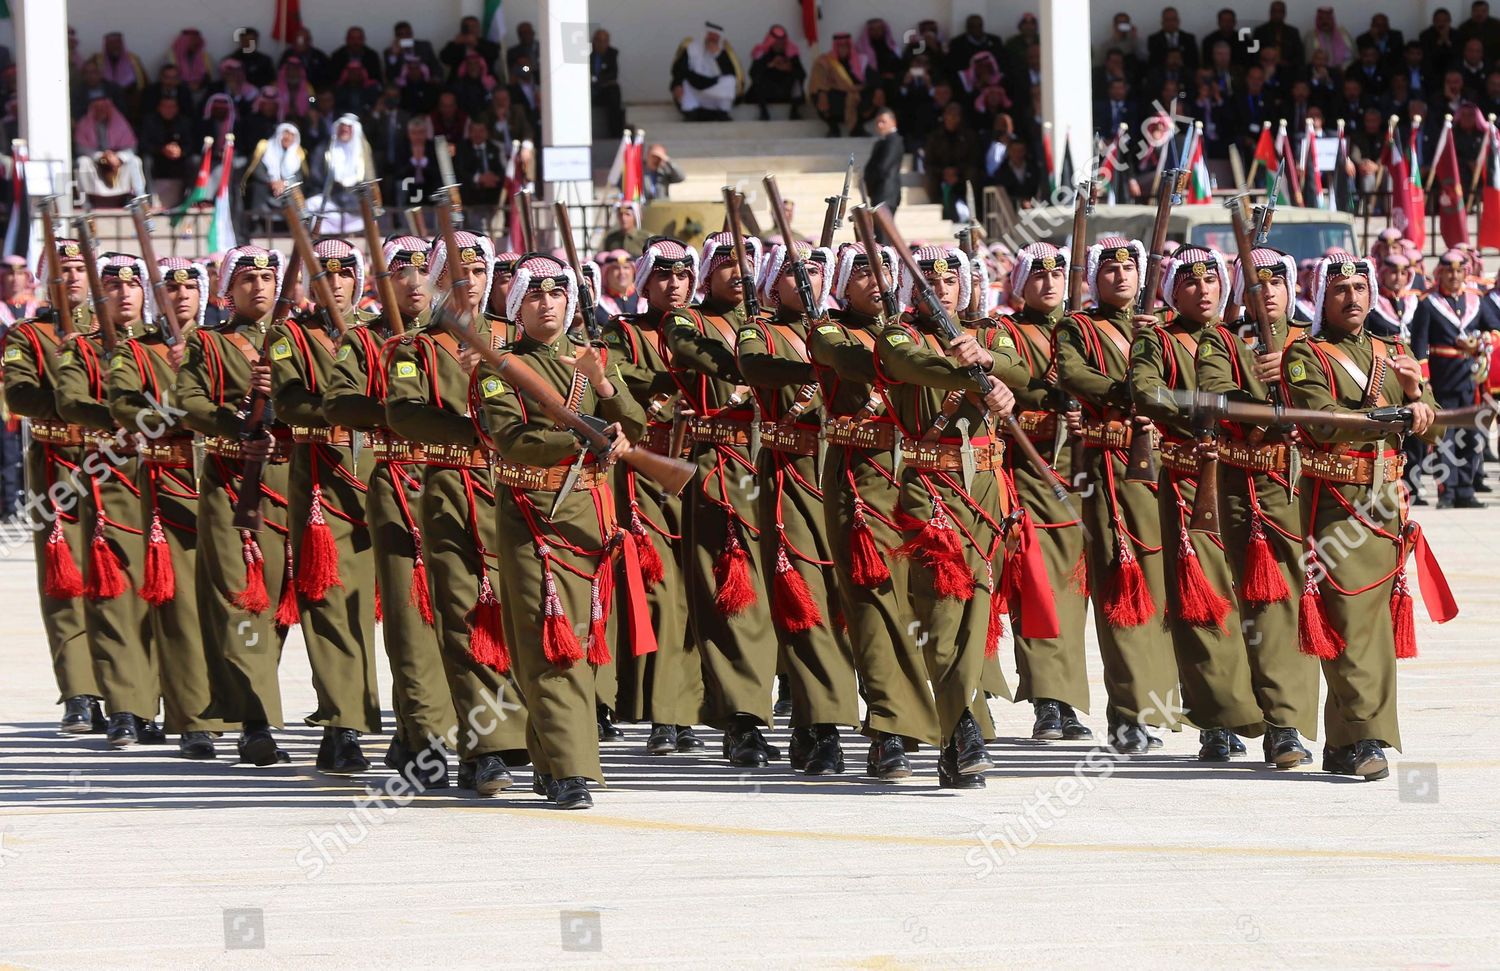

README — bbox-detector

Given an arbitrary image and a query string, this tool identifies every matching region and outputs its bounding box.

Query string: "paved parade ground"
[1,502,1497,968]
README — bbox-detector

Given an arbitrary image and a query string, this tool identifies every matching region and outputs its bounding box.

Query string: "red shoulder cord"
[13,326,82,525]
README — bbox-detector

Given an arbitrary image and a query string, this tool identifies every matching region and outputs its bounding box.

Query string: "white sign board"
[542,146,593,184]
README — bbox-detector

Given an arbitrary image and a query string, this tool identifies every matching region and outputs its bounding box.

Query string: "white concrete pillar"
[14,0,73,197]
[1039,0,1093,195]
[538,0,593,239]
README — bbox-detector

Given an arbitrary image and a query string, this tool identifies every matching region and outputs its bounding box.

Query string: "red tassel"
[539,550,584,667]
[848,503,891,586]
[43,518,85,599]
[1392,568,1418,659]
[772,541,824,632]
[374,582,383,623]
[1068,551,1089,598]
[138,512,175,605]
[85,515,128,601]
[1175,527,1231,631]
[1242,514,1289,605]
[408,527,434,626]
[1105,532,1155,628]
[893,505,974,601]
[1297,560,1345,660]
[586,562,613,666]
[984,561,1006,658]
[295,486,342,602]
[630,507,665,589]
[713,525,757,614]
[466,573,510,672]
[232,532,270,614]
[275,535,301,627]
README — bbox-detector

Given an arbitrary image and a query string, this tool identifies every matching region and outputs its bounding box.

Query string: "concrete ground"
[2,496,1499,969]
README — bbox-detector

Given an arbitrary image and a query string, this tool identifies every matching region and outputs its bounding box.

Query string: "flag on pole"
[604,130,629,192]
[622,129,645,202]
[1186,125,1212,204]
[1275,121,1301,205]
[1331,119,1358,213]
[1299,120,1324,208]
[3,140,30,258]
[1042,123,1056,196]
[207,134,237,254]
[483,0,506,46]
[1434,115,1469,248]
[272,0,303,43]
[1058,128,1075,196]
[1407,117,1427,249]
[801,0,820,45]
[1381,122,1418,247]
[1479,120,1500,249]
[171,137,215,228]
[1098,128,1126,203]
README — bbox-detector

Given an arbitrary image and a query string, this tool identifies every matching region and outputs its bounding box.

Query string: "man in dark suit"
[1094,79,1139,139]
[1201,9,1249,69]
[383,21,442,82]
[508,21,541,78]
[863,108,903,217]
[440,17,501,80]
[456,118,506,234]
[1232,66,1282,157]
[1253,1,1306,70]
[330,26,384,85]
[1348,45,1390,94]
[591,29,624,137]
[947,14,1008,81]
[1357,13,1406,74]
[1148,8,1198,73]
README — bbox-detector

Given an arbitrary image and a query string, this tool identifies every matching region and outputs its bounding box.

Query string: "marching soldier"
[664,230,781,767]
[1367,252,1426,504]
[475,253,647,809]
[385,230,530,795]
[875,244,1021,788]
[986,243,1092,741]
[1053,236,1177,753]
[1196,248,1319,766]
[109,256,226,758]
[738,242,859,775]
[54,252,161,748]
[324,235,457,784]
[601,237,707,755]
[1131,244,1263,761]
[265,236,382,774]
[810,241,940,778]
[1408,250,1498,509]
[1281,251,1446,779]
[2,237,104,733]
[179,246,292,765]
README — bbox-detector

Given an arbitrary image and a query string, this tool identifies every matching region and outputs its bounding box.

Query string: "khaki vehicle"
[1004,204,1358,262]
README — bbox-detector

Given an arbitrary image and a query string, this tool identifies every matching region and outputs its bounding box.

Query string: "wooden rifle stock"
[851,206,898,320]
[722,187,761,318]
[357,181,405,336]
[71,214,116,353]
[281,185,348,331]
[1124,170,1182,484]
[38,197,75,334]
[553,201,601,340]
[762,174,818,320]
[125,197,185,345]
[1188,432,1222,534]
[516,188,536,252]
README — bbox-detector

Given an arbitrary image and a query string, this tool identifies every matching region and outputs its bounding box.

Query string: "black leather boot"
[1263,726,1311,768]
[802,726,845,775]
[551,776,593,809]
[596,704,624,741]
[106,711,137,747]
[866,732,911,780]
[1031,700,1063,740]
[788,726,817,771]
[178,731,217,760]
[938,739,986,789]
[1057,704,1093,740]
[321,728,371,775]
[1322,740,1389,780]
[674,726,705,751]
[953,710,994,774]
[646,723,677,755]
[59,695,96,734]
[469,753,514,795]
[1197,728,1232,762]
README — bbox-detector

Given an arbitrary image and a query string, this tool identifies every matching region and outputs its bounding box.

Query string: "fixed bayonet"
[551,447,589,518]
[957,417,976,493]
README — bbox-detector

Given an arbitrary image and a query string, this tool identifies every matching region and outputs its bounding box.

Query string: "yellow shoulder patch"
[394,360,419,379]
[884,333,912,347]
[993,334,1015,348]
[481,376,505,398]
[270,338,293,361]
[59,349,74,365]
[4,346,21,362]
[111,355,131,371]
[816,324,842,337]
[336,345,352,362]
[737,328,761,343]
[1200,342,1213,357]
[1287,361,1308,383]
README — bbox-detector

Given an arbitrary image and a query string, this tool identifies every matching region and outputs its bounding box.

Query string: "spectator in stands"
[1149,8,1198,73]
[923,102,975,207]
[367,86,409,171]
[1422,8,1460,74]
[1458,1,1500,60]
[671,22,742,121]
[993,136,1041,207]
[1457,38,1489,94]
[390,115,440,209]
[1005,13,1039,70]
[894,59,938,150]
[809,32,866,137]
[392,57,436,116]
[235,28,277,88]
[331,27,383,86]
[1307,7,1358,71]
[904,20,945,64]
[982,113,1016,182]
[1359,14,1405,73]
[642,144,684,201]
[1481,69,1500,115]
[1286,79,1319,132]
[215,58,259,117]
[88,32,147,109]
[960,52,1010,126]
[1191,73,1231,160]
[139,94,193,207]
[243,122,306,215]
[430,90,468,143]
[1205,40,1240,99]
[282,29,332,89]
[1257,44,1290,101]
[746,25,806,121]
[276,57,315,126]
[333,61,381,118]
[307,113,374,233]
[1402,41,1433,100]
[1201,10,1248,69]
[140,64,193,121]
[1144,49,1189,105]
[508,22,541,77]
[948,14,1006,81]
[1093,49,1132,102]
[456,117,505,232]
[508,53,542,129]
[857,19,903,98]
[1352,44,1391,93]
[484,87,534,146]
[170,29,214,102]
[236,87,280,155]
[1436,68,1468,117]
[1307,47,1340,104]
[72,60,124,120]
[591,30,625,138]
[1254,2,1306,70]
[1095,78,1139,139]
[1334,75,1371,130]
[74,92,144,205]
[198,92,235,150]
[862,107,902,216]
[452,50,499,118]
[442,17,501,81]
[384,21,442,82]
[1096,12,1146,68]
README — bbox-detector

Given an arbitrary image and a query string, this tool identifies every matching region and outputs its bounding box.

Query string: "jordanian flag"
[1042,123,1057,196]
[207,134,237,254]
[171,137,215,228]
[1407,119,1427,249]
[1186,126,1211,204]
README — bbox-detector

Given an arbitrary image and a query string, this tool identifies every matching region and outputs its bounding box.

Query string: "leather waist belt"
[1080,418,1135,450]
[203,434,292,465]
[759,422,820,456]
[84,429,136,457]
[1427,345,1472,359]
[1219,439,1290,473]
[29,419,84,446]
[419,442,490,469]
[1016,409,1057,440]
[1159,438,1200,477]
[641,423,693,458]
[688,415,752,447]
[493,459,607,492]
[140,437,195,467]
[291,425,353,446]
[1299,446,1404,485]
[825,418,897,451]
[365,430,422,463]
[901,439,1004,472]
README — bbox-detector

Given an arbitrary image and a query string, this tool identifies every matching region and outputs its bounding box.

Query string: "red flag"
[801,0,819,46]
[272,0,303,43]
[1301,123,1324,207]
[1435,119,1469,248]
[1479,126,1500,249]
[1407,124,1427,249]
[1253,126,1277,168]
[1279,125,1302,204]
